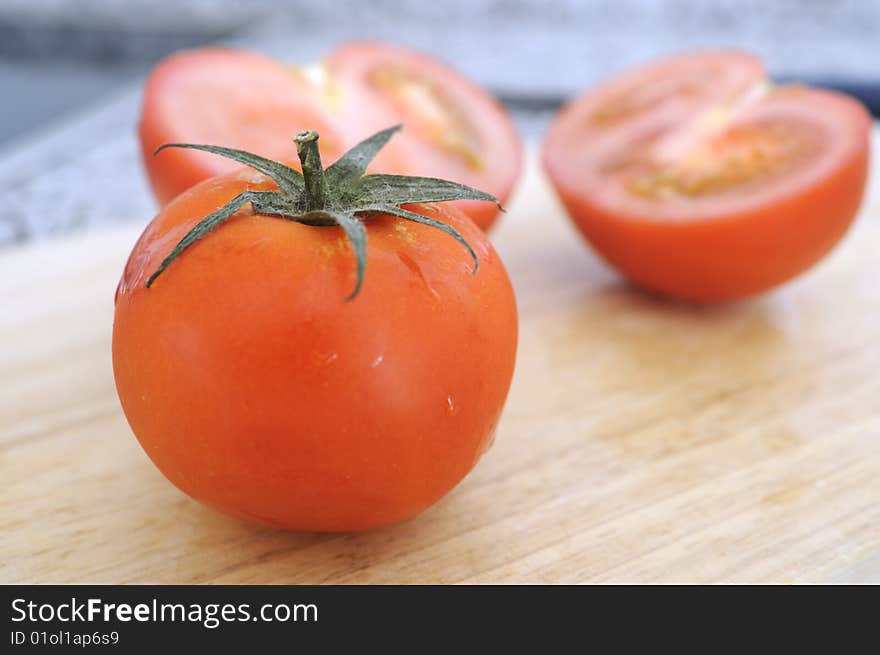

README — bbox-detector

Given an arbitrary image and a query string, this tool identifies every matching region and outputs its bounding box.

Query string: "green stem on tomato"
[295,130,326,211]
[148,126,501,298]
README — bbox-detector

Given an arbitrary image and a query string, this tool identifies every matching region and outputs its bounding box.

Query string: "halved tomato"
[543,51,871,301]
[139,44,523,230]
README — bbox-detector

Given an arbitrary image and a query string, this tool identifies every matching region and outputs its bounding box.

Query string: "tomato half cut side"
[140,48,398,206]
[560,51,765,142]
[543,52,871,301]
[326,41,523,230]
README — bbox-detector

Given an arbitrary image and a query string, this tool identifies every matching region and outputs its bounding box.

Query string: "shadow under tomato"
[163,485,467,583]
[563,281,812,458]
[503,217,817,463]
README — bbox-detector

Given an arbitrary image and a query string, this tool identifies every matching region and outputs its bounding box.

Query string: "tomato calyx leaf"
[147,125,501,298]
[153,143,305,196]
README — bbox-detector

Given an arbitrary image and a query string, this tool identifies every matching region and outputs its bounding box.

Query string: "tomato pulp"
[543,51,871,301]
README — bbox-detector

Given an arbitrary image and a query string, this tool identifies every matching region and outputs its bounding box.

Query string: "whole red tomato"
[113,128,518,531]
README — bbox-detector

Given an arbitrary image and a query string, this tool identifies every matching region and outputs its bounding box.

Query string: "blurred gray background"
[1,0,878,243]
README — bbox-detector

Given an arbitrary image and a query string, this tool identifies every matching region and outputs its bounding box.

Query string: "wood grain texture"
[2,141,879,584]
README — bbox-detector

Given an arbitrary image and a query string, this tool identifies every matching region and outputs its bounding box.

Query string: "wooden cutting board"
[2,145,879,584]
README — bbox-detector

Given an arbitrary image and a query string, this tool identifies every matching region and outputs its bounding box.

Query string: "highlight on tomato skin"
[542,50,873,302]
[138,42,523,232]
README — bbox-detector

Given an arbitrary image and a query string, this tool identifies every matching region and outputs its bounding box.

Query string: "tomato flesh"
[112,170,518,532]
[367,64,485,170]
[543,51,871,301]
[326,42,523,230]
[142,49,339,204]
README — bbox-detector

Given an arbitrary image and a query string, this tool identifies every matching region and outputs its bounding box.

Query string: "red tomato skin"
[550,138,869,301]
[112,171,518,532]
